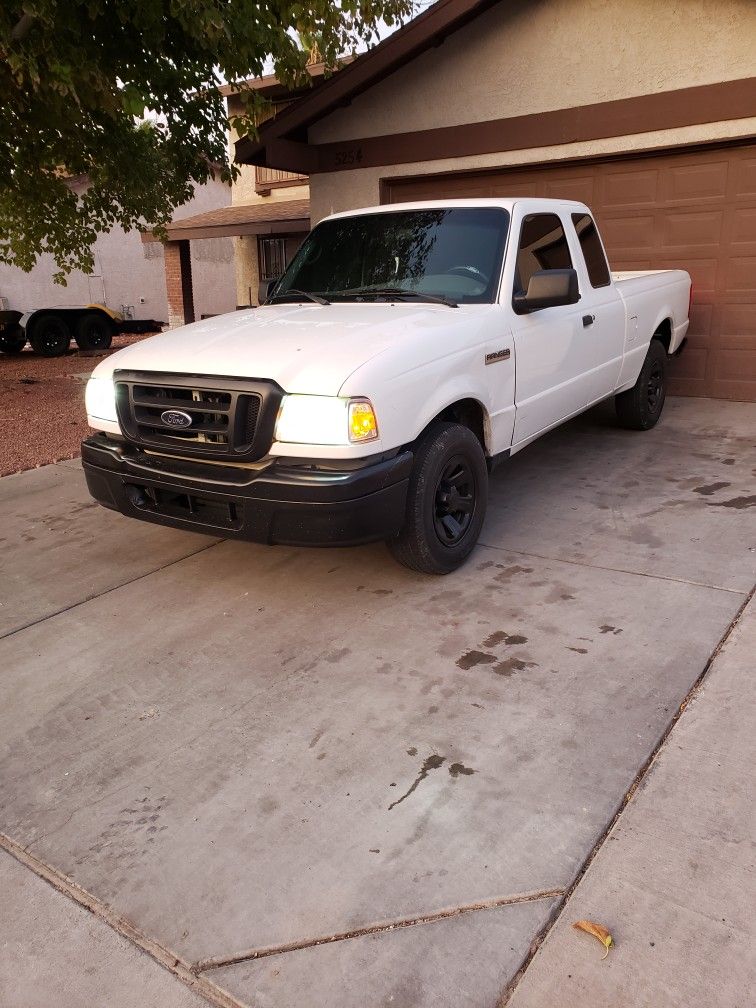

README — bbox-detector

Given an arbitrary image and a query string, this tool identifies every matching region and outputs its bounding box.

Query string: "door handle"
[582,314,595,327]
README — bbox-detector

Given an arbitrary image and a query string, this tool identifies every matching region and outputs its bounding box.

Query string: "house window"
[259,237,286,281]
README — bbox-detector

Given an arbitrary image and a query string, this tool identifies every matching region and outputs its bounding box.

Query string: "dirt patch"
[0,335,152,477]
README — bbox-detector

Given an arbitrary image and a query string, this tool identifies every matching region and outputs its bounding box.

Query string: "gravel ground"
[0,334,152,477]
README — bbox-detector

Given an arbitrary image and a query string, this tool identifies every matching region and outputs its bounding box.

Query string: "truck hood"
[92,302,481,396]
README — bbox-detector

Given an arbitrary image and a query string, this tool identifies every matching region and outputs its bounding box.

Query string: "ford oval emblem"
[161,409,193,428]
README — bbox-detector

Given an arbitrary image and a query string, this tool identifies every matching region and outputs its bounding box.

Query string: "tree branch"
[11,13,35,42]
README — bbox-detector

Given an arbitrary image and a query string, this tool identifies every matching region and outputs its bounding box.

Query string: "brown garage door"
[385,143,756,401]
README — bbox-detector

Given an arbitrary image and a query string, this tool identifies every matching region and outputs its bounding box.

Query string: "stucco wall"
[310,0,756,143]
[0,176,236,321]
[306,0,756,221]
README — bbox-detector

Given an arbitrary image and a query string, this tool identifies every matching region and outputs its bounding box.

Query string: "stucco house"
[235,0,756,402]
[149,66,331,327]
[0,172,236,324]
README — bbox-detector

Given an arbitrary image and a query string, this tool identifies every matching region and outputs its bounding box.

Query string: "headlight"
[85,377,118,422]
[275,395,379,445]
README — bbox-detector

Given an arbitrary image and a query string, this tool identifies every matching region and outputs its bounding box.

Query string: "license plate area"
[124,483,243,530]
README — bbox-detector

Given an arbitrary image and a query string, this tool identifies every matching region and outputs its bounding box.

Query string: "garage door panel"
[600,167,660,207]
[724,256,756,292]
[597,214,656,251]
[732,155,756,196]
[663,210,725,248]
[664,159,730,203]
[729,205,756,245]
[385,142,756,399]
[542,176,595,203]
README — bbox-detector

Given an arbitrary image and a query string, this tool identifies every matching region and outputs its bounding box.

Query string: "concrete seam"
[194,887,565,974]
[0,835,244,1008]
[0,539,223,642]
[476,540,748,595]
[497,581,756,1006]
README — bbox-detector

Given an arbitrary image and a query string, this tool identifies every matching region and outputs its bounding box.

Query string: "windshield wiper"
[268,288,330,306]
[335,286,458,308]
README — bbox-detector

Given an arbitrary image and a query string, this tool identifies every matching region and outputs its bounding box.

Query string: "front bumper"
[81,434,412,547]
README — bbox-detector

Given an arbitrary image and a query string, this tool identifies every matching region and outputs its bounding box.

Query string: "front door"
[509,211,588,444]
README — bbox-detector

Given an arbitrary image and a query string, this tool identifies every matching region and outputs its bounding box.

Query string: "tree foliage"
[0,1,412,280]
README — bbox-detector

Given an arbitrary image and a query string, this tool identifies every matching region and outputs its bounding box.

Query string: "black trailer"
[0,304,163,357]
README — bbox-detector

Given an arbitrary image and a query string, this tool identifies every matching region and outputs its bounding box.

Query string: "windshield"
[273,208,509,305]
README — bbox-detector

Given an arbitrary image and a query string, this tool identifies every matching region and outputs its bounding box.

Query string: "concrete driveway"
[1,396,754,1007]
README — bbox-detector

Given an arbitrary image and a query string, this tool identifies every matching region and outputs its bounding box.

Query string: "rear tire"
[75,312,114,351]
[615,338,667,430]
[0,323,26,355]
[29,314,71,357]
[388,422,488,574]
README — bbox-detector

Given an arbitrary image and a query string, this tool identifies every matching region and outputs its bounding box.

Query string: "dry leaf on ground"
[573,919,614,960]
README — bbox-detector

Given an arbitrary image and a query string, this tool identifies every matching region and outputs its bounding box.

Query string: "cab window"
[572,213,611,288]
[514,213,573,295]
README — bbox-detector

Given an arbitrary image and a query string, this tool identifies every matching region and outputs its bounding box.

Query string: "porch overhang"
[141,200,310,242]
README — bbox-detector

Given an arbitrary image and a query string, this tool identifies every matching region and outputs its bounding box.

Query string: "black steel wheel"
[75,311,114,351]
[388,421,488,574]
[615,338,667,430]
[433,455,476,546]
[28,314,72,357]
[0,323,26,355]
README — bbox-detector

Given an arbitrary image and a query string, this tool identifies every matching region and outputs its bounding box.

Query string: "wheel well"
[430,398,487,450]
[654,319,672,353]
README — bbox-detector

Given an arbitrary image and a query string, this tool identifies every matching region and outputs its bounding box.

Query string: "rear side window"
[572,213,611,288]
[515,213,573,293]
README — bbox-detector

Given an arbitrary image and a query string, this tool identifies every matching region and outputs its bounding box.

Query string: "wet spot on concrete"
[325,647,351,663]
[599,625,623,635]
[456,650,497,669]
[481,631,529,648]
[567,646,588,654]
[308,727,326,749]
[406,747,418,756]
[627,524,664,548]
[493,657,537,677]
[369,849,380,854]
[448,762,475,778]
[376,662,392,675]
[373,588,392,596]
[721,458,736,466]
[477,560,494,570]
[388,754,445,811]
[471,702,484,709]
[258,796,279,815]
[481,630,508,647]
[316,752,327,760]
[493,564,534,582]
[427,704,439,715]
[707,495,756,510]
[693,481,731,496]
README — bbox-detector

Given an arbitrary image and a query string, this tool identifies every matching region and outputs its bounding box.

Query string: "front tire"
[388,422,488,574]
[615,338,667,430]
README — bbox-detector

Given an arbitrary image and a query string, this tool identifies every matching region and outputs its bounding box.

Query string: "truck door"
[568,212,625,404]
[509,210,589,444]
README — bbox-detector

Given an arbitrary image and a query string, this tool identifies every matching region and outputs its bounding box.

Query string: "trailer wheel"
[0,323,26,355]
[75,312,114,351]
[29,314,72,357]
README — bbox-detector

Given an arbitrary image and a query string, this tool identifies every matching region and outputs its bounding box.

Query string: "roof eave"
[235,0,498,167]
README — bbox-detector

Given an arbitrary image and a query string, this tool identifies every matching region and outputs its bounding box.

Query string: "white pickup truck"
[83,198,690,573]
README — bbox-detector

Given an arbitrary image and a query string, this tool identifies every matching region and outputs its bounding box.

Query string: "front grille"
[114,371,282,462]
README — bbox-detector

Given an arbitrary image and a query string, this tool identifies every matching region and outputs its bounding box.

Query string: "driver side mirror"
[513,269,579,315]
